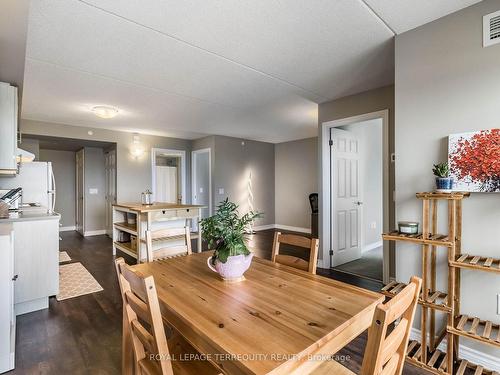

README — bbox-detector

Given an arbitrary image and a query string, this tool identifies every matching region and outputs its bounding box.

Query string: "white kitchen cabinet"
[13,218,60,315]
[0,82,18,175]
[0,224,15,373]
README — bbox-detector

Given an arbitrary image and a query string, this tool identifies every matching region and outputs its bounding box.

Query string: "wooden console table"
[112,202,205,262]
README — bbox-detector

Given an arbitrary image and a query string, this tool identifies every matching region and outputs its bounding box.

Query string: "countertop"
[0,209,60,223]
[113,202,205,213]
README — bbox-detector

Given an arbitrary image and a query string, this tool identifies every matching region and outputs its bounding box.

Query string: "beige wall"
[318,85,395,268]
[275,137,317,229]
[193,135,275,226]
[39,149,75,228]
[395,0,500,357]
[21,120,192,203]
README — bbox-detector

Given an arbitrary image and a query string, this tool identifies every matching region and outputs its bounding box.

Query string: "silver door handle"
[354,201,363,205]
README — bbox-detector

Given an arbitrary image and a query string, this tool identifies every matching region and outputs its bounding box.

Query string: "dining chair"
[312,276,422,375]
[145,225,191,262]
[114,258,220,375]
[271,231,319,274]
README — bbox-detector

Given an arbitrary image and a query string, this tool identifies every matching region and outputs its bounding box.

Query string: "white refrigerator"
[0,162,56,212]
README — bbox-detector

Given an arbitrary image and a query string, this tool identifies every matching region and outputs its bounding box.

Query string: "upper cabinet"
[0,82,18,175]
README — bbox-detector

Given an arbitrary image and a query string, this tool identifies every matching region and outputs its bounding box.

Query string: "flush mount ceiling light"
[92,105,118,119]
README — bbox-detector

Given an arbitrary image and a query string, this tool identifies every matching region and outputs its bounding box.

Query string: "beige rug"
[59,251,71,263]
[57,262,103,301]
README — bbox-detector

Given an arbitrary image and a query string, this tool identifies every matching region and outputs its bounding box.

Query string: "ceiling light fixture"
[92,105,118,119]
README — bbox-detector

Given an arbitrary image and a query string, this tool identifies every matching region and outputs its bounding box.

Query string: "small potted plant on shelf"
[201,198,262,282]
[433,162,454,192]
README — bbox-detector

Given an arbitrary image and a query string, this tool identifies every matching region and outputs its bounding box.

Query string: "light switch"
[218,188,224,195]
[199,187,204,193]
[89,188,98,195]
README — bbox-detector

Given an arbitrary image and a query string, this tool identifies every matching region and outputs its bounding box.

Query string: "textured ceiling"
[20,0,480,143]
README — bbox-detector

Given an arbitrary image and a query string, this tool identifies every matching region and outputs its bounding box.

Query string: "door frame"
[320,110,390,283]
[151,148,186,204]
[75,148,85,236]
[104,148,117,237]
[191,148,212,216]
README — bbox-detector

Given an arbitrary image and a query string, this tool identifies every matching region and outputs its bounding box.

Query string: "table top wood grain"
[113,202,205,213]
[130,252,384,374]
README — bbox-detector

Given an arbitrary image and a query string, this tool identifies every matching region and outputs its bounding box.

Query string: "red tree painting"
[449,129,500,192]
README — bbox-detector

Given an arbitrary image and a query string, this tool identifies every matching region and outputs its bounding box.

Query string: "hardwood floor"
[10,230,426,374]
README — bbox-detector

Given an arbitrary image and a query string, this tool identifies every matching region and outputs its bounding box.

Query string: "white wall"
[275,137,317,230]
[340,119,383,249]
[396,0,500,357]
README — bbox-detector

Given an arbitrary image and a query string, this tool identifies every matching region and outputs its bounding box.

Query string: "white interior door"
[155,166,177,203]
[75,149,84,236]
[105,150,116,236]
[331,128,362,266]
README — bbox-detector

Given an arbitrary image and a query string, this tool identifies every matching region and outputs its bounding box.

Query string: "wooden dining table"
[125,252,384,375]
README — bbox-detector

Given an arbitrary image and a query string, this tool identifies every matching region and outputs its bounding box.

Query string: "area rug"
[59,251,71,263]
[57,262,103,301]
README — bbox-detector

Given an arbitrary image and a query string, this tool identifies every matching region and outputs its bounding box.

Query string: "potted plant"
[201,198,262,282]
[433,162,454,192]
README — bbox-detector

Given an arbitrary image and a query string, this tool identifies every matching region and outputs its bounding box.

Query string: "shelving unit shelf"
[450,254,500,274]
[448,315,500,349]
[382,281,450,312]
[382,191,499,375]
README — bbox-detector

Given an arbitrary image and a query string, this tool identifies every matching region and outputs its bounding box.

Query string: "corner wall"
[395,0,500,358]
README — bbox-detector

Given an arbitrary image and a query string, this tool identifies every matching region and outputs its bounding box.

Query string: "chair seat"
[311,359,356,375]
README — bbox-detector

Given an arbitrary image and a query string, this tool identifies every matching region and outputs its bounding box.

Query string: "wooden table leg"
[122,306,134,375]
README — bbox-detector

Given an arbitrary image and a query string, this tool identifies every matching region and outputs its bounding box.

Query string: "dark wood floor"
[10,230,425,375]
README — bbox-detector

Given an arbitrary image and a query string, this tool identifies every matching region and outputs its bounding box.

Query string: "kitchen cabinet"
[13,216,60,315]
[0,224,15,373]
[0,82,18,175]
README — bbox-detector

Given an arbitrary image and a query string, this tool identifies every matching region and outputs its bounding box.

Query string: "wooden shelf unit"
[112,203,204,262]
[382,192,499,374]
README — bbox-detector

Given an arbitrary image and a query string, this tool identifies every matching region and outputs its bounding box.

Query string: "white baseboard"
[83,229,107,236]
[252,224,276,231]
[252,224,312,234]
[362,241,383,254]
[59,226,76,232]
[410,328,500,371]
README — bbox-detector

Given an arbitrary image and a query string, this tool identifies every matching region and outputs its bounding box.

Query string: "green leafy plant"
[200,198,262,264]
[432,162,450,178]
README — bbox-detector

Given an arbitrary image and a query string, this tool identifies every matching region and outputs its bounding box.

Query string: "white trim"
[362,241,383,254]
[410,328,500,371]
[151,148,187,204]
[83,229,107,236]
[252,224,312,234]
[320,109,390,283]
[59,226,76,232]
[191,148,212,215]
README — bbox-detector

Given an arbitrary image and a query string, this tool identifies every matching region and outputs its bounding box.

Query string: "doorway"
[321,110,390,283]
[151,148,186,204]
[192,148,212,227]
[75,149,84,236]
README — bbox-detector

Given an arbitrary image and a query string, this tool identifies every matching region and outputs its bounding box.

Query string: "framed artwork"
[448,129,499,192]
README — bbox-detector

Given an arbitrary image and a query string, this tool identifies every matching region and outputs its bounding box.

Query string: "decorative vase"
[207,253,254,282]
[435,177,454,193]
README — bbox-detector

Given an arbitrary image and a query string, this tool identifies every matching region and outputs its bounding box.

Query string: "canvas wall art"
[448,129,499,192]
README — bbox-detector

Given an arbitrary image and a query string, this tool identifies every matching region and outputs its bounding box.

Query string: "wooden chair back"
[145,225,192,262]
[360,276,422,375]
[115,258,174,375]
[271,231,319,274]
